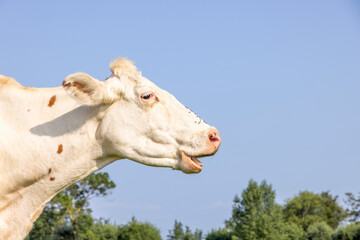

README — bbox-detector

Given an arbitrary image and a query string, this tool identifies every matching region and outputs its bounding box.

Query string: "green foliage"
[205,228,232,240]
[54,224,75,240]
[27,171,163,240]
[332,223,360,240]
[306,222,334,240]
[321,192,345,229]
[118,217,162,240]
[167,220,203,240]
[283,222,306,240]
[167,220,184,240]
[283,191,345,231]
[28,172,116,240]
[345,192,360,223]
[227,179,288,240]
[26,205,60,239]
[91,220,120,240]
[193,229,204,240]
[27,176,359,240]
[63,172,116,213]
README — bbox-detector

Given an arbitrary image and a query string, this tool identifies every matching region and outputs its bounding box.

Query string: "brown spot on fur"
[48,95,56,107]
[48,168,52,174]
[50,177,55,181]
[57,144,63,154]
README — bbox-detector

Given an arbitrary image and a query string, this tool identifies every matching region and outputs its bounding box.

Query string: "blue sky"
[1,0,359,237]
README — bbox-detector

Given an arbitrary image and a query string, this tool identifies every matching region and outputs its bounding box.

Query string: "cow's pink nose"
[208,127,221,149]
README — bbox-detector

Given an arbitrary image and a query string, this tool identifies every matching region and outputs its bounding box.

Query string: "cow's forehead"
[133,75,160,91]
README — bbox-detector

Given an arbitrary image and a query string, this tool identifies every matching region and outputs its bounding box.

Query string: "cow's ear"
[63,72,122,105]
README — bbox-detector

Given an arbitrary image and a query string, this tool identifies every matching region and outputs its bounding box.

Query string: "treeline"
[27,174,360,240]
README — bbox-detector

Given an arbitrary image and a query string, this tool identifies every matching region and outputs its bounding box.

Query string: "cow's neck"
[0,86,115,239]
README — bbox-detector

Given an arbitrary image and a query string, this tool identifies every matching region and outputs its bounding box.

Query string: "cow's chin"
[178,151,203,174]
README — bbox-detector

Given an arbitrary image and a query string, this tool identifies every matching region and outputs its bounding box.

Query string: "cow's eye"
[141,93,154,100]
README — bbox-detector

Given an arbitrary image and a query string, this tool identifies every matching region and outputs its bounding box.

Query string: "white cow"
[0,58,221,240]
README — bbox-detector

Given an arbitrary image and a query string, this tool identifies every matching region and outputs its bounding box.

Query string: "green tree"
[332,223,360,240]
[91,219,120,240]
[184,226,194,240]
[167,220,202,240]
[205,228,232,240]
[283,191,345,231]
[283,222,306,240]
[345,192,360,223]
[306,222,333,240]
[26,201,64,239]
[118,217,162,240]
[61,172,116,239]
[226,179,288,240]
[320,192,346,229]
[28,172,116,240]
[167,220,185,240]
[193,229,203,240]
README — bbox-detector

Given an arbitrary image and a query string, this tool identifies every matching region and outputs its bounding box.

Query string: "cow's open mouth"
[180,151,203,173]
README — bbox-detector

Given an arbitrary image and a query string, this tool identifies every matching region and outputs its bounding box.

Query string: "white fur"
[0,58,219,239]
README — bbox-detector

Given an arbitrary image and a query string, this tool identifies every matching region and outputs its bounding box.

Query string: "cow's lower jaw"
[179,151,203,174]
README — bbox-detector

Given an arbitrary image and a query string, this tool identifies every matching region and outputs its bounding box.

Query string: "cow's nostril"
[209,134,217,142]
[208,128,221,144]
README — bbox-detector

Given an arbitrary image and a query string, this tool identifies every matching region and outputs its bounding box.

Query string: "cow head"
[63,58,221,174]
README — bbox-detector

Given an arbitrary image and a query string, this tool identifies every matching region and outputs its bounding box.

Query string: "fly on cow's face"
[185,106,206,125]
